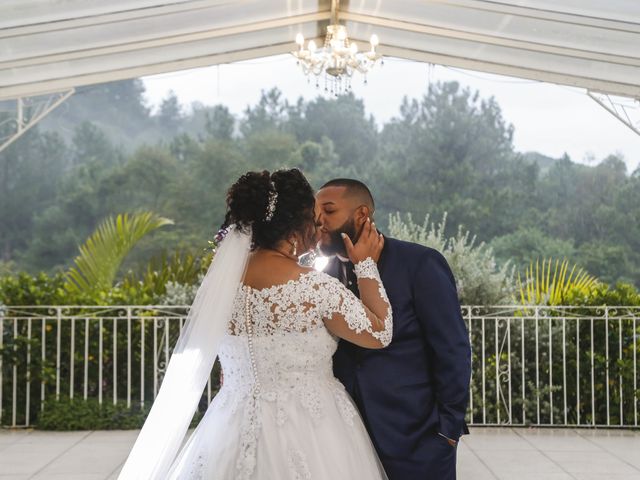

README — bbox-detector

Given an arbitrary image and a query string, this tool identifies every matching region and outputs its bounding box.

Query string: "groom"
[316,179,471,480]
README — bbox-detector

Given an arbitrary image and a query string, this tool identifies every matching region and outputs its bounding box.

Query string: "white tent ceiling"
[1,0,639,102]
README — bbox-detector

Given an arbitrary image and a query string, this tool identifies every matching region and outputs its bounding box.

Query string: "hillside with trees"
[1,79,638,286]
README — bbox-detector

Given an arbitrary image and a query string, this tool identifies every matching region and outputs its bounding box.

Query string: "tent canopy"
[1,0,639,101]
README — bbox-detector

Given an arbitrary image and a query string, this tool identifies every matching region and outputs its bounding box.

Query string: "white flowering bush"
[157,274,204,306]
[388,212,515,305]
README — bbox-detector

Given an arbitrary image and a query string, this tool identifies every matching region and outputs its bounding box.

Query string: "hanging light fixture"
[291,0,382,95]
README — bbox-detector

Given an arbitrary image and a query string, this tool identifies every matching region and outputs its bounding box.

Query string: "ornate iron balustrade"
[464,305,639,428]
[0,305,638,428]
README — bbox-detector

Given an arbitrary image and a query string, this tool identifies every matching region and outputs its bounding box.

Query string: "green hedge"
[37,396,205,430]
[38,397,151,430]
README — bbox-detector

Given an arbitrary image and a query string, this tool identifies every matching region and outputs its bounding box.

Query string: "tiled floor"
[459,428,640,480]
[0,427,638,479]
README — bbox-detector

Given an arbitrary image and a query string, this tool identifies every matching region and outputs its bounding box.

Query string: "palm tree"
[65,212,173,295]
[517,258,597,306]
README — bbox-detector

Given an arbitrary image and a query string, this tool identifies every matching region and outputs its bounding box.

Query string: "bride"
[119,168,392,479]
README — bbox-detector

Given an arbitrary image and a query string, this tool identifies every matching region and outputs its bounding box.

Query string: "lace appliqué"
[228,271,328,336]
[332,386,357,426]
[354,257,393,346]
[288,448,312,480]
[236,394,261,479]
[353,257,378,279]
[234,383,326,480]
[323,260,393,347]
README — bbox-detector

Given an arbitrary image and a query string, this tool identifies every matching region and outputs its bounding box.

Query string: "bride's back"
[242,252,311,291]
[220,261,341,398]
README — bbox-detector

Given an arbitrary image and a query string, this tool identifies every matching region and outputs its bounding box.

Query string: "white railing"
[0,305,638,428]
[0,306,193,427]
[465,306,639,428]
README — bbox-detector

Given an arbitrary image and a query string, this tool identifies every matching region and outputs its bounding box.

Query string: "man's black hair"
[320,178,375,211]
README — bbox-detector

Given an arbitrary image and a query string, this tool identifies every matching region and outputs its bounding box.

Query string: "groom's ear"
[354,205,371,226]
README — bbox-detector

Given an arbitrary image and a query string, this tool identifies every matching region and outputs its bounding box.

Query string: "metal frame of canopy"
[0,0,639,151]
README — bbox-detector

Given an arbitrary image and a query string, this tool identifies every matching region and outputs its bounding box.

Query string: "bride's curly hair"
[220,168,316,250]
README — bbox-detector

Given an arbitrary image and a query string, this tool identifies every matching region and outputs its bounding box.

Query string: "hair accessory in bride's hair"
[264,181,278,222]
[213,226,230,245]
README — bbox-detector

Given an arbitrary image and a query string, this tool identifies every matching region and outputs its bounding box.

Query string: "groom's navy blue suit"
[328,236,471,480]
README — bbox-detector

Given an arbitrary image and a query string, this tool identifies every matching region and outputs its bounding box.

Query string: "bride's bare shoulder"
[243,253,314,290]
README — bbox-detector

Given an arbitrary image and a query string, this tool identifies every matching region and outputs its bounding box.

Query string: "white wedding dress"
[165,267,391,479]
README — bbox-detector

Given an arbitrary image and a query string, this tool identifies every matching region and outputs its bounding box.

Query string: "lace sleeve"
[318,260,393,347]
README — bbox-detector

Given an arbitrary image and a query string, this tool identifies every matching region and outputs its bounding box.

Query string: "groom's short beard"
[320,217,358,257]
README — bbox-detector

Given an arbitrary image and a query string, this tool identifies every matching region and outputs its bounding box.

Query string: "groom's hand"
[342,218,384,264]
[439,432,458,447]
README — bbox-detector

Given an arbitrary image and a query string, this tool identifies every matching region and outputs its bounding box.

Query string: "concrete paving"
[0,427,638,479]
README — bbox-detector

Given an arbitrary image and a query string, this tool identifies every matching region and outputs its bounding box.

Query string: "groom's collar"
[336,253,350,263]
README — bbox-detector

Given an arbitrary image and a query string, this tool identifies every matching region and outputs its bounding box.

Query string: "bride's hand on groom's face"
[342,218,384,264]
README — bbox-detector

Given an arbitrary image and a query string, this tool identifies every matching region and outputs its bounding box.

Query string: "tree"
[240,88,289,137]
[287,137,351,189]
[539,154,627,244]
[374,81,534,240]
[491,227,576,272]
[40,79,152,144]
[205,105,235,140]
[71,121,120,167]
[0,126,68,266]
[3,78,639,289]
[611,174,640,284]
[19,123,119,271]
[171,137,247,239]
[156,91,183,133]
[103,145,181,213]
[287,93,378,174]
[575,241,635,286]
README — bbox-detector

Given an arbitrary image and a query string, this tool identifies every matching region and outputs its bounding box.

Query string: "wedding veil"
[118,225,252,479]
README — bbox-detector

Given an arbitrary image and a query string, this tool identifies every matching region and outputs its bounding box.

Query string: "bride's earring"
[290,239,298,257]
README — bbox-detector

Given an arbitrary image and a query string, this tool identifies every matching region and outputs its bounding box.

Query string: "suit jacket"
[329,236,471,474]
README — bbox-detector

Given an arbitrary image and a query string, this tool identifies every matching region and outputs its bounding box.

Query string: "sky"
[142,54,640,173]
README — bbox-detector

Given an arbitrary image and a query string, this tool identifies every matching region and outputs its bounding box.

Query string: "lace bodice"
[232,267,385,328]
[229,269,332,337]
[209,265,391,479]
[221,268,390,389]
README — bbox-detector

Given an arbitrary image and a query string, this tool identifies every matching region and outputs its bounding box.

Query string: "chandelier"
[291,2,382,95]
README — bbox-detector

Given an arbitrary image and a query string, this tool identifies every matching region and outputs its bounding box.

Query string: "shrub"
[157,277,203,305]
[388,212,515,305]
[38,396,151,430]
[0,271,81,305]
[565,281,640,307]
[37,396,206,430]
